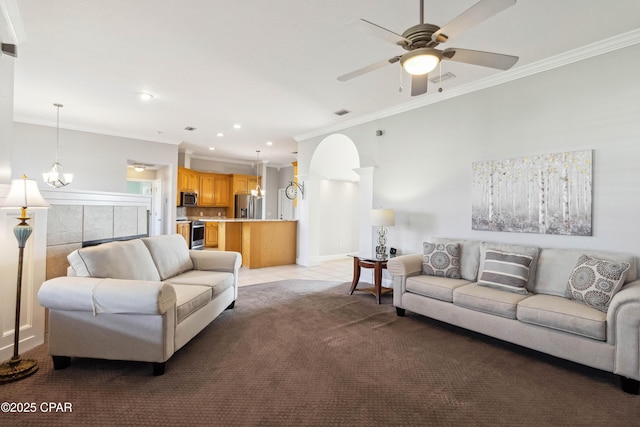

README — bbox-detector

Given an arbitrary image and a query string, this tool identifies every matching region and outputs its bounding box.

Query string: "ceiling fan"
[337,0,519,96]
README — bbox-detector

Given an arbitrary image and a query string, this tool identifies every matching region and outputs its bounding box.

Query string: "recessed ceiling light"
[209,147,215,151]
[217,132,224,137]
[233,124,241,129]
[139,92,154,101]
[266,141,273,146]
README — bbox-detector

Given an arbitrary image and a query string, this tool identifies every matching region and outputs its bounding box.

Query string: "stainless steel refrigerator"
[235,194,262,219]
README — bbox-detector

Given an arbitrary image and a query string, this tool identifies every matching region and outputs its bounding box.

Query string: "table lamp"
[0,176,50,383]
[370,208,394,256]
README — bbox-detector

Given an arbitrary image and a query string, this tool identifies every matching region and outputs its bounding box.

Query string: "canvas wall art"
[472,150,592,235]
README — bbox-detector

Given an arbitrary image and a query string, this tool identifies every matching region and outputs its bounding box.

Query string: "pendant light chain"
[43,103,73,188]
[55,103,62,162]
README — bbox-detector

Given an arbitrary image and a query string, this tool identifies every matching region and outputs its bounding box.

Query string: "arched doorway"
[298,134,369,265]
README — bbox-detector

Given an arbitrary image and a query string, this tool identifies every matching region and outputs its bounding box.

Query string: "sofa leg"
[152,362,166,376]
[52,356,71,370]
[396,307,406,317]
[620,376,640,394]
[226,301,235,310]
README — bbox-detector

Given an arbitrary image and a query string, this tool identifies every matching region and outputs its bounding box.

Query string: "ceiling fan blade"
[1,43,17,57]
[432,0,516,43]
[411,74,428,96]
[349,19,410,47]
[442,48,518,70]
[337,56,399,82]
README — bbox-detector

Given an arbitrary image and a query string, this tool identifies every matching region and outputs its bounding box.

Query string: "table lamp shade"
[370,209,395,227]
[2,178,50,210]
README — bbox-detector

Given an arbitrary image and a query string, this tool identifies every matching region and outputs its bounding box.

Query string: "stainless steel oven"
[190,221,205,250]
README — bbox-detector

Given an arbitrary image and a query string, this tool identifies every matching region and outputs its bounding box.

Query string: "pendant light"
[43,103,73,188]
[252,150,264,198]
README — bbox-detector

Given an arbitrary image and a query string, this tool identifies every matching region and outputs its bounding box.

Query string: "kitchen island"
[192,218,297,269]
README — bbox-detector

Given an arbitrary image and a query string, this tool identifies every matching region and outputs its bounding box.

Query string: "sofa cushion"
[479,243,540,292]
[477,250,532,295]
[67,239,161,281]
[166,270,234,298]
[517,294,607,340]
[453,283,529,319]
[422,242,461,278]
[533,249,637,297]
[431,238,481,281]
[173,284,213,324]
[406,275,472,303]
[567,254,630,312]
[142,234,194,280]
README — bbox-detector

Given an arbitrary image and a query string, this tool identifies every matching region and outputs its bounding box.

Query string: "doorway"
[126,178,163,236]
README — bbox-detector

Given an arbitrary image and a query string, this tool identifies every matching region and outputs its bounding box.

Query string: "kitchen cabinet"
[177,167,198,205]
[199,173,231,207]
[232,174,260,195]
[205,222,218,247]
[176,222,190,246]
[214,174,230,206]
[198,173,216,206]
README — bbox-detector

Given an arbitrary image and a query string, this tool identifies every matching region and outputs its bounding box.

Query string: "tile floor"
[237,257,357,287]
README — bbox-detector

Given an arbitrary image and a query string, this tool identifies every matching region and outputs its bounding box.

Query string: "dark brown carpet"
[2,280,639,426]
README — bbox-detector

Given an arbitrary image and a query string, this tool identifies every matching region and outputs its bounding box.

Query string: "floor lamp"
[0,176,50,383]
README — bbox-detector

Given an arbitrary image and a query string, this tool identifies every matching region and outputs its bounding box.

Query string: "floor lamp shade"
[3,177,50,211]
[370,209,394,256]
[0,176,49,383]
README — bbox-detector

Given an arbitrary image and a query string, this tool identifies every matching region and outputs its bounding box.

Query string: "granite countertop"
[186,217,296,222]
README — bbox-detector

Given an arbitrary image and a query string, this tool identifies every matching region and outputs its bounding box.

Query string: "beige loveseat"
[38,234,241,375]
[387,238,640,394]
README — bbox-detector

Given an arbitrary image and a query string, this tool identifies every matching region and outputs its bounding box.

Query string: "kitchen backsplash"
[177,206,227,218]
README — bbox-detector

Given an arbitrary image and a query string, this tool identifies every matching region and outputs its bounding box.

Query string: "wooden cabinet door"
[233,175,249,194]
[205,222,218,247]
[176,223,190,245]
[199,174,215,206]
[214,175,230,206]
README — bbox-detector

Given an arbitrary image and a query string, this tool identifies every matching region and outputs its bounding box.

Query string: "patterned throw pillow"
[423,242,461,279]
[477,250,532,295]
[567,255,630,312]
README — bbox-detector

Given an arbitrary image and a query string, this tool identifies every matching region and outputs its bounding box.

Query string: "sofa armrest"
[607,280,640,380]
[38,277,176,315]
[190,250,242,273]
[387,254,423,309]
[387,254,423,277]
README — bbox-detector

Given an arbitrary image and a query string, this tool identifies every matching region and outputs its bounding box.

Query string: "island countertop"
[186,217,297,222]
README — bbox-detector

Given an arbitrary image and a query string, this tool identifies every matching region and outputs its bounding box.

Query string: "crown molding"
[0,0,25,43]
[294,29,640,143]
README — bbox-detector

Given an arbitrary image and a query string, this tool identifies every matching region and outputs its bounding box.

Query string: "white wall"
[12,122,178,193]
[298,43,640,260]
[0,48,13,183]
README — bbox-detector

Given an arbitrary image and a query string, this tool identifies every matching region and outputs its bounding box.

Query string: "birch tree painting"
[472,150,592,235]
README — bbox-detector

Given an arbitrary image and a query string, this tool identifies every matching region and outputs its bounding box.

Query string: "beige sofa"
[387,238,640,394]
[38,234,241,375]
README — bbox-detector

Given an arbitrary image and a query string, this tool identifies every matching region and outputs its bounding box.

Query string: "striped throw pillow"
[478,250,533,295]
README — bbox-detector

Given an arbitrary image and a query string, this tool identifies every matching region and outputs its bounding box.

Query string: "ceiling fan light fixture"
[401,48,441,75]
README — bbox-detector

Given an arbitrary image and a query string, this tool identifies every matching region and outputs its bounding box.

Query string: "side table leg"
[374,262,383,304]
[349,257,361,295]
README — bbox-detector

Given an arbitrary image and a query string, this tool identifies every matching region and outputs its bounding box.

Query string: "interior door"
[278,188,294,220]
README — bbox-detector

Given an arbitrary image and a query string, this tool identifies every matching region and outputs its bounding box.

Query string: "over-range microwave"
[179,191,198,207]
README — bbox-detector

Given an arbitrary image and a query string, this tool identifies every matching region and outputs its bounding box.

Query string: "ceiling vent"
[334,109,350,116]
[429,72,456,84]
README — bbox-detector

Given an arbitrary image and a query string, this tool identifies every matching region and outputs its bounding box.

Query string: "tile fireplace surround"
[46,204,149,280]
